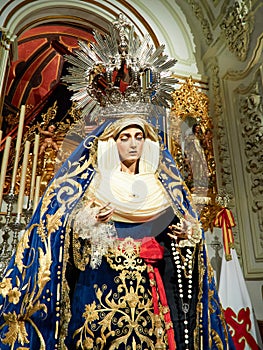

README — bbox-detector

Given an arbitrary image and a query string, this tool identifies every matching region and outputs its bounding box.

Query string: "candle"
[11,105,26,191]
[33,175,41,211]
[29,133,40,202]
[17,140,30,214]
[16,105,25,153]
[0,130,2,145]
[0,136,12,210]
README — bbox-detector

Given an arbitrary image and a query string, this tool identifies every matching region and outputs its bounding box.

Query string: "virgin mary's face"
[116,127,145,165]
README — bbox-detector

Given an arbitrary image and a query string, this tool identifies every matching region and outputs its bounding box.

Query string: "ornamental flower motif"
[2,311,29,347]
[8,287,21,305]
[83,337,94,349]
[125,290,140,308]
[83,301,99,323]
[0,278,12,297]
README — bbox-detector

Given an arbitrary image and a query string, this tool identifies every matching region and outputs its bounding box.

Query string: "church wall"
[199,0,263,322]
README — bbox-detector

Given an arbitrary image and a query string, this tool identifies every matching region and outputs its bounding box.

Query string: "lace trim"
[71,203,118,269]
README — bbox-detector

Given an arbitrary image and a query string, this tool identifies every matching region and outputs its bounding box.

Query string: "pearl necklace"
[171,240,195,350]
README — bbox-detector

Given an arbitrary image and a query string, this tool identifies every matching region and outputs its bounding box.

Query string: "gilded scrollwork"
[0,219,52,348]
[19,100,87,198]
[0,183,66,348]
[72,238,163,350]
[106,238,145,272]
[0,142,97,348]
[170,77,217,230]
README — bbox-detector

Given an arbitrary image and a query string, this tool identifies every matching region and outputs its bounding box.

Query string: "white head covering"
[97,137,160,174]
[97,116,160,173]
[90,118,169,222]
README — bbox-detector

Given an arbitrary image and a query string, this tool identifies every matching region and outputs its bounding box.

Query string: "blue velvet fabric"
[66,245,154,349]
[0,119,235,349]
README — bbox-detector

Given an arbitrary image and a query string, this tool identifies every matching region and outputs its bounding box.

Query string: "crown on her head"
[63,13,178,120]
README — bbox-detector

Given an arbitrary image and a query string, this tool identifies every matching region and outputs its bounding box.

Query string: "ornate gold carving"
[18,100,86,198]
[197,201,222,232]
[171,77,211,127]
[40,101,58,125]
[220,1,253,61]
[170,77,217,230]
[59,102,84,138]
[5,113,17,131]
[171,75,211,161]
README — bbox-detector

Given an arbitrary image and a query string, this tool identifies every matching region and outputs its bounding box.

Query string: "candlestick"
[33,175,41,211]
[17,140,30,215]
[0,136,12,210]
[29,133,40,203]
[0,191,18,276]
[11,105,26,191]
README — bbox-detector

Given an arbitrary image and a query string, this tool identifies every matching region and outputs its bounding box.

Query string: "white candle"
[29,133,40,202]
[0,130,3,145]
[0,136,12,210]
[33,175,41,211]
[11,105,26,191]
[17,140,30,214]
[16,105,25,153]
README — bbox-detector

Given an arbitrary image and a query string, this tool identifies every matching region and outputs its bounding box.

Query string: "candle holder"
[0,226,14,275]
[210,235,223,286]
[10,212,25,231]
[9,213,26,253]
[0,191,22,276]
[23,203,34,225]
[4,189,18,209]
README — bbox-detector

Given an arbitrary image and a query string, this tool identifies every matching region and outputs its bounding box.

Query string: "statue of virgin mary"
[0,13,235,350]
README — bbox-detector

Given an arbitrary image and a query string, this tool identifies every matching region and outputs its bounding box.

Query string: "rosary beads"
[171,240,195,350]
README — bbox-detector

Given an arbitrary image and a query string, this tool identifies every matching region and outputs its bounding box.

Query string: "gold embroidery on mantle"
[73,238,167,350]
[107,237,146,272]
[0,219,53,349]
[72,232,91,271]
[0,146,96,349]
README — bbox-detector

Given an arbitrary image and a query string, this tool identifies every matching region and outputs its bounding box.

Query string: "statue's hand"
[168,219,191,241]
[95,202,114,223]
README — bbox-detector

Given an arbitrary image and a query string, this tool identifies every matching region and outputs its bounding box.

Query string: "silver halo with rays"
[62,13,178,120]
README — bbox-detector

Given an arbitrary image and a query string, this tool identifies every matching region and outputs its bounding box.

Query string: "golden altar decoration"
[169,76,219,231]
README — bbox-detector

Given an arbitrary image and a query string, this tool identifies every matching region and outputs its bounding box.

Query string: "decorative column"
[0,28,17,128]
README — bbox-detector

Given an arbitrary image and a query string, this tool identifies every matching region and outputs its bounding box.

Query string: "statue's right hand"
[95,202,114,223]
